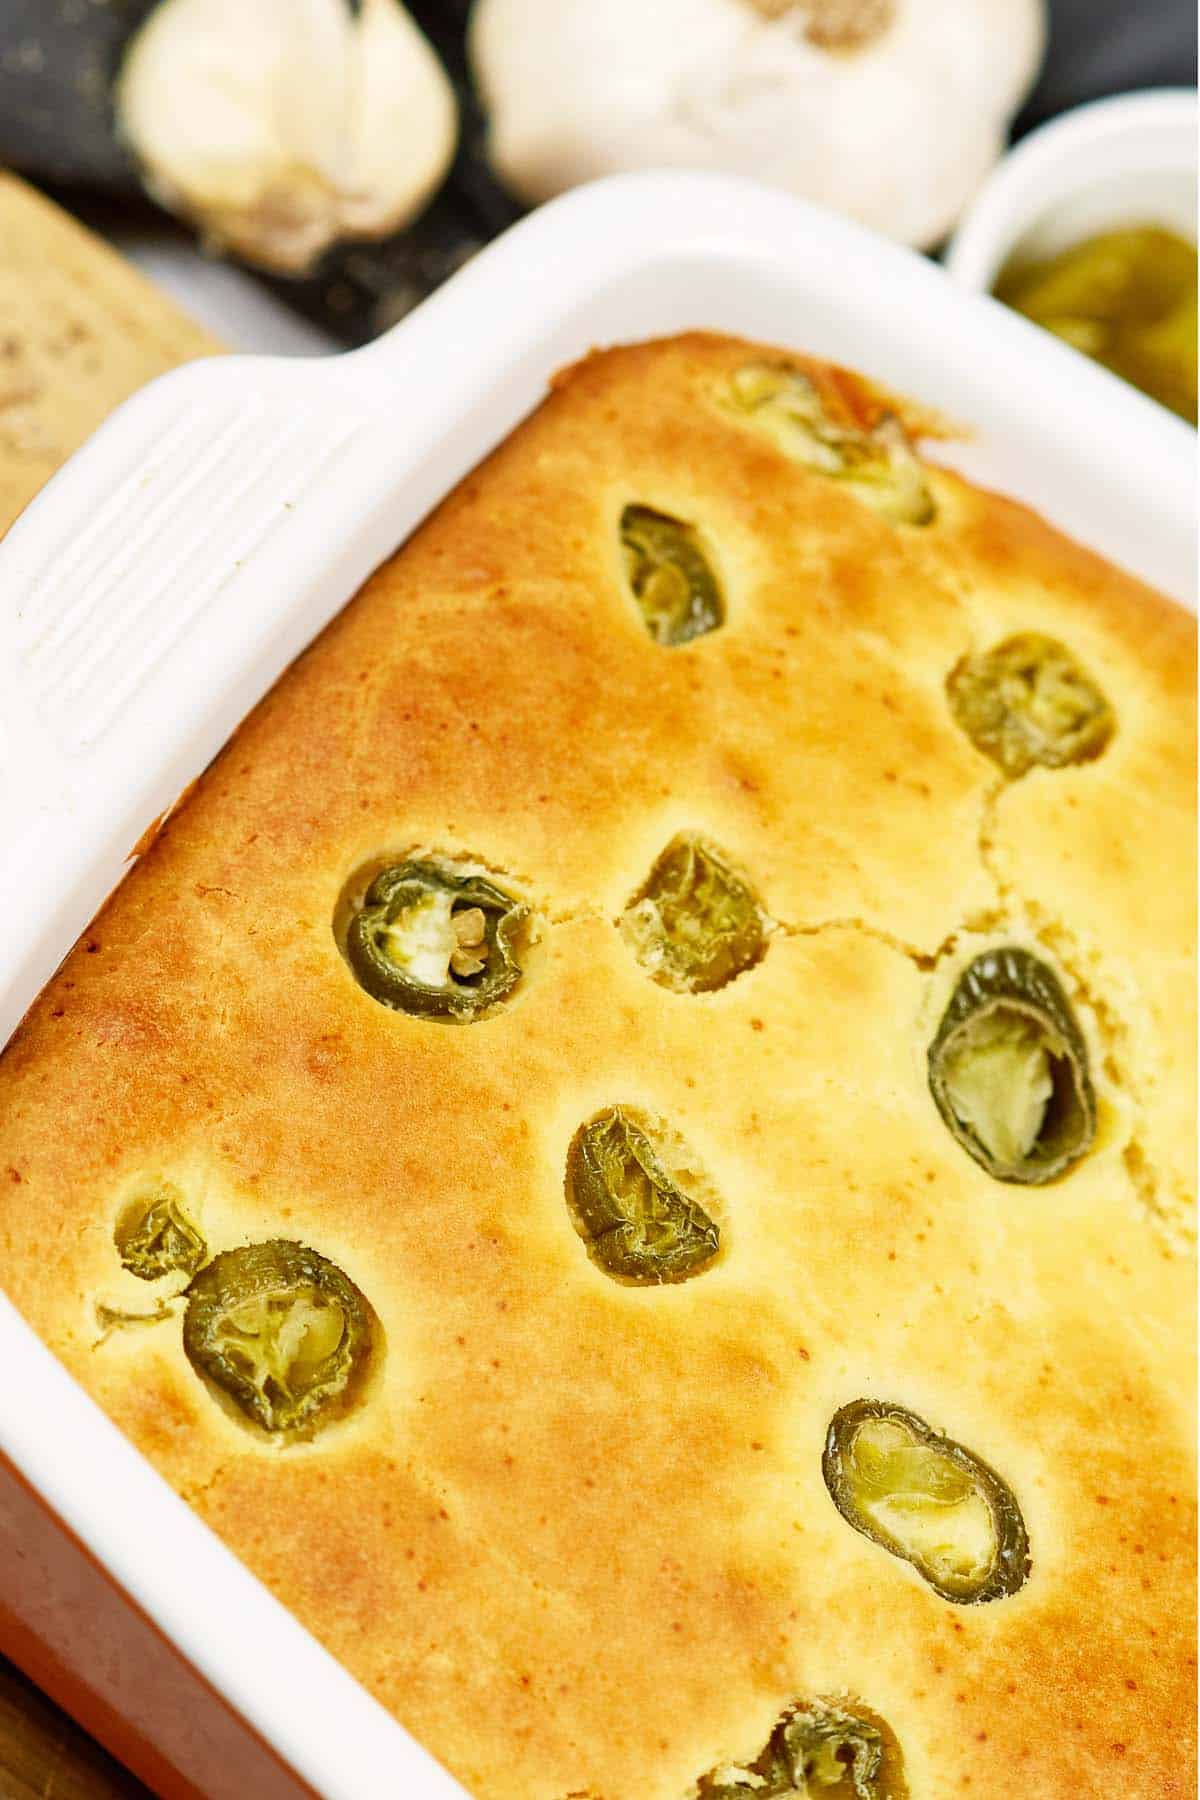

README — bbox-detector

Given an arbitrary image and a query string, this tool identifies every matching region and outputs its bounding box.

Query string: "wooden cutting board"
[0,169,221,537]
[0,169,221,1799]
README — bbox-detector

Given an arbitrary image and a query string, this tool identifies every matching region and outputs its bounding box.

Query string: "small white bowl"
[946,88,1198,293]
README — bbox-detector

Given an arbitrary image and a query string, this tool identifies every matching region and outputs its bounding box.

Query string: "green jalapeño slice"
[697,1696,907,1799]
[947,633,1114,778]
[929,947,1095,1184]
[345,859,528,1021]
[565,1107,720,1284]
[619,505,725,645]
[723,363,934,526]
[622,834,767,993]
[823,1400,1030,1605]
[115,1183,206,1282]
[183,1240,378,1436]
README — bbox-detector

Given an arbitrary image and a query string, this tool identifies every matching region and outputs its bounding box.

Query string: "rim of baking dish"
[0,171,1194,1800]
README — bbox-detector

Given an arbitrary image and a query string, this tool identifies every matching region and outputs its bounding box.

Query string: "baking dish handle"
[0,349,390,1040]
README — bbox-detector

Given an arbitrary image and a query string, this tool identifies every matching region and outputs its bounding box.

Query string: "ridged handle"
[0,351,380,1040]
[4,359,365,767]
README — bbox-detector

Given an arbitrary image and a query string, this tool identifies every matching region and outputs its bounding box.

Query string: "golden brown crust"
[0,332,1193,1798]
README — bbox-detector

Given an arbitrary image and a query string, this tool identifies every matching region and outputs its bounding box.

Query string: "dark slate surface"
[0,0,149,187]
[1019,0,1197,129]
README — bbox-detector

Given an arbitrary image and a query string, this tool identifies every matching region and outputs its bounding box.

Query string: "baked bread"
[0,333,1193,1799]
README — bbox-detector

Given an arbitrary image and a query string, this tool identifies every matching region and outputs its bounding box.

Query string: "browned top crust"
[0,333,1194,1799]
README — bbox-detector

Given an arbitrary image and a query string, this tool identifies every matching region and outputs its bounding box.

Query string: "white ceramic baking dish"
[0,172,1194,1800]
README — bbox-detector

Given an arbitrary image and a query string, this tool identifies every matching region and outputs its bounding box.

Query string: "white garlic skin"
[469,0,1046,250]
[117,0,458,276]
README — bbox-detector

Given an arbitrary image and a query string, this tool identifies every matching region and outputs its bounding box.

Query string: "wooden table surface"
[0,170,220,1798]
[0,1658,150,1800]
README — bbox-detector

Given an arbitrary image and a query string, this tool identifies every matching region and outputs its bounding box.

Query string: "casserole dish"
[0,172,1193,1799]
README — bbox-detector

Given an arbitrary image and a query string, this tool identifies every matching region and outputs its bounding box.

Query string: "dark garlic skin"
[722,364,934,526]
[183,1240,378,1437]
[619,504,725,645]
[115,1184,207,1282]
[823,1400,1031,1605]
[929,947,1095,1184]
[344,859,528,1021]
[697,1695,907,1800]
[947,632,1114,778]
[622,834,767,993]
[565,1107,720,1284]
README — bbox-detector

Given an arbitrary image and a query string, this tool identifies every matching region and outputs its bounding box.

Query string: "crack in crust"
[775,914,959,974]
[179,1462,230,1509]
[976,784,1190,1249]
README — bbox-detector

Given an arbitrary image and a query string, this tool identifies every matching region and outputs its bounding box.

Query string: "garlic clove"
[117,0,457,277]
[341,0,461,238]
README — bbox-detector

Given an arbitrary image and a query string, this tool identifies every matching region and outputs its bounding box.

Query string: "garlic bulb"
[469,0,1046,250]
[117,0,457,276]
